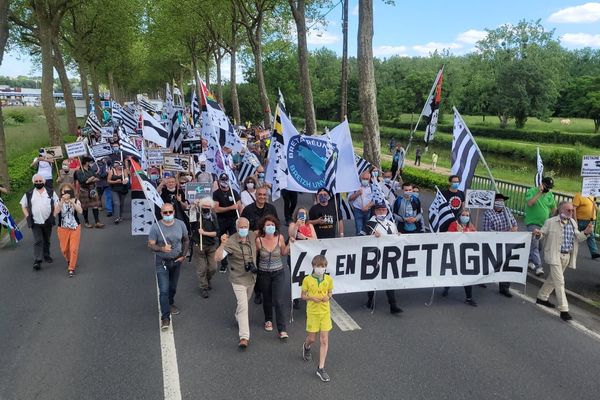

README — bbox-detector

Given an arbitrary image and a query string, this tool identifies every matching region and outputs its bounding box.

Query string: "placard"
[581,155,600,177]
[65,141,88,158]
[42,146,64,160]
[146,148,170,166]
[101,127,114,138]
[81,126,93,136]
[465,189,495,209]
[181,139,202,154]
[163,154,191,172]
[185,182,212,201]
[582,177,600,197]
[90,143,114,158]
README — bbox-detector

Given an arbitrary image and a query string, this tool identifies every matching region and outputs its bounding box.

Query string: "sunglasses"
[162,210,174,215]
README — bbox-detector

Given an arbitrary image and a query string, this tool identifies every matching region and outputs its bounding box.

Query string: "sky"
[2,0,600,78]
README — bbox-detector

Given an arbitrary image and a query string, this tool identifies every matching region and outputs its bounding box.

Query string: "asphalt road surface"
[1,193,600,400]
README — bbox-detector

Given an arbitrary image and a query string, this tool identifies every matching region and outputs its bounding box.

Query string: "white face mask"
[313,267,326,277]
[246,183,255,190]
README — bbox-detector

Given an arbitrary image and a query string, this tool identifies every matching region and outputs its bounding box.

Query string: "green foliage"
[6,110,26,123]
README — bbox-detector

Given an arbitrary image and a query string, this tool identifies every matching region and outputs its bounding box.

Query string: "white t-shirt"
[241,190,257,208]
[35,157,53,180]
[20,188,59,224]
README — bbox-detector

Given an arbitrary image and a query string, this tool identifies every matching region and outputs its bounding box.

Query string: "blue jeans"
[578,220,599,256]
[155,257,182,320]
[103,186,113,214]
[353,207,370,235]
[527,224,542,268]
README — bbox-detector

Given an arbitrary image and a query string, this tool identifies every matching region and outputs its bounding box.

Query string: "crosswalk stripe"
[330,298,361,331]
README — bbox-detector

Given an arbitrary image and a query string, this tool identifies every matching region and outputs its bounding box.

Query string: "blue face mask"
[459,216,470,225]
[412,192,420,199]
[265,225,276,235]
[163,215,174,222]
[384,178,391,184]
[361,179,369,187]
[372,171,379,177]
[318,194,329,203]
[451,182,460,190]
[258,173,265,178]
[239,228,249,238]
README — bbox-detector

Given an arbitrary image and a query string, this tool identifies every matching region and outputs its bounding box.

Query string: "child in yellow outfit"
[301,254,333,382]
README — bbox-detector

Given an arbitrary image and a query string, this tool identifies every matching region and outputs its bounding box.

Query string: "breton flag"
[0,198,23,242]
[118,129,142,159]
[191,90,200,126]
[112,101,138,134]
[142,110,168,148]
[370,178,394,220]
[85,111,102,134]
[238,151,261,184]
[428,187,455,232]
[535,147,543,187]
[130,158,164,208]
[451,108,481,192]
[338,193,355,221]
[265,100,287,201]
[355,154,372,175]
[137,95,156,113]
[422,66,444,147]
[164,83,183,152]
[323,131,338,194]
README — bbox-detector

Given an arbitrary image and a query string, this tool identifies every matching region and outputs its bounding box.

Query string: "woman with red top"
[442,208,478,306]
[288,207,317,241]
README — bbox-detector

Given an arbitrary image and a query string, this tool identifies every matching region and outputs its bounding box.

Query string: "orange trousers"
[57,225,81,271]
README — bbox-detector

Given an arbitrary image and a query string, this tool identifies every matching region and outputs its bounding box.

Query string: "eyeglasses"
[162,210,174,215]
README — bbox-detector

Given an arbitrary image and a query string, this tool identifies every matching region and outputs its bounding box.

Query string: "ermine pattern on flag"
[428,187,455,232]
[355,154,372,175]
[535,147,543,187]
[238,152,260,183]
[266,102,287,201]
[423,67,444,145]
[191,90,200,126]
[85,111,102,134]
[451,110,481,192]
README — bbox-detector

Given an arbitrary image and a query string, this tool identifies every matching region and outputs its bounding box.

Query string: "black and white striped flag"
[141,110,168,148]
[238,151,261,183]
[85,111,102,134]
[191,90,200,127]
[338,193,355,221]
[138,96,156,113]
[535,147,543,187]
[118,129,142,159]
[428,187,455,232]
[354,154,372,175]
[324,132,338,194]
[112,101,138,134]
[451,108,481,192]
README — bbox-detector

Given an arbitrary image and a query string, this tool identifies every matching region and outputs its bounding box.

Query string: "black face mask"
[34,183,45,189]
[200,165,206,172]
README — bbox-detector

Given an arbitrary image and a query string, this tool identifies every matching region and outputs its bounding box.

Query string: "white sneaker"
[535,267,544,276]
[528,262,536,271]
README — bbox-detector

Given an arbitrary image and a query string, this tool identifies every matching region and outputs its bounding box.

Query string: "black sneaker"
[441,288,449,297]
[536,298,556,309]
[499,290,513,298]
[390,305,403,315]
[44,256,53,263]
[560,311,573,321]
[316,368,330,382]
[592,253,600,260]
[200,289,209,298]
[33,261,41,270]
[302,343,312,361]
[465,298,478,307]
[219,264,227,273]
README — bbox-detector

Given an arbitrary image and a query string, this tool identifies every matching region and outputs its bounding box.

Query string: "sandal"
[264,321,273,332]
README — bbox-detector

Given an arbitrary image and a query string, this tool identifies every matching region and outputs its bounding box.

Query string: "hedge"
[308,118,583,171]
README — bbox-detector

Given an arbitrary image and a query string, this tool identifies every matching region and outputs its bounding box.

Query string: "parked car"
[55,101,66,108]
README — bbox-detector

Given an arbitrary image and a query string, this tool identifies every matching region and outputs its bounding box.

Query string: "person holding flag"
[525,177,557,276]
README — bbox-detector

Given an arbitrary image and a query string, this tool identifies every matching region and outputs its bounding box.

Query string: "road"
[1,193,600,400]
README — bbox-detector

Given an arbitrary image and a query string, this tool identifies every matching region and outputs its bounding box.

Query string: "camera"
[244,261,258,273]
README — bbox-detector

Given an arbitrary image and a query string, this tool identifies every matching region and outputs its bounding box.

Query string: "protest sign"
[581,155,600,177]
[182,139,202,154]
[90,143,114,159]
[146,148,170,166]
[101,127,114,139]
[65,141,88,158]
[582,177,600,197]
[465,189,495,209]
[290,232,530,299]
[185,182,212,201]
[42,146,64,160]
[163,154,191,172]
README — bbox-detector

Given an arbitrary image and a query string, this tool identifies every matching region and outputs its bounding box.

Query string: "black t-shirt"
[309,202,338,239]
[241,202,279,231]
[190,211,219,246]
[442,189,465,217]
[213,188,240,220]
[160,187,189,224]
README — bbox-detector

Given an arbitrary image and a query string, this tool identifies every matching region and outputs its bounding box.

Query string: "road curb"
[526,272,600,316]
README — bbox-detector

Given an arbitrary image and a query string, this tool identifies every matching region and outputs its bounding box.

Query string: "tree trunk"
[214,51,224,109]
[0,0,10,189]
[357,0,380,166]
[230,45,241,126]
[290,0,316,135]
[53,40,78,136]
[498,113,508,128]
[90,64,102,121]
[191,53,199,92]
[340,0,349,121]
[108,70,116,103]
[37,23,62,146]
[204,61,210,88]
[253,41,271,130]
[79,62,91,113]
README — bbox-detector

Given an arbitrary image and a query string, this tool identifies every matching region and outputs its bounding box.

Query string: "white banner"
[163,154,191,172]
[65,141,88,158]
[290,232,531,299]
[90,143,114,158]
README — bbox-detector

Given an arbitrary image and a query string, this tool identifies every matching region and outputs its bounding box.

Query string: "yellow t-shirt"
[301,274,333,315]
[573,193,597,220]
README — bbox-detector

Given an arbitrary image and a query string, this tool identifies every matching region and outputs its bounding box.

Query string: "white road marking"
[511,289,600,343]
[330,298,361,331]
[156,279,182,400]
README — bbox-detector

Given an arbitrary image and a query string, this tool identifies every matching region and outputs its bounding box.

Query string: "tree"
[561,75,600,133]
[357,0,380,166]
[476,20,565,128]
[0,0,10,190]
[288,0,317,135]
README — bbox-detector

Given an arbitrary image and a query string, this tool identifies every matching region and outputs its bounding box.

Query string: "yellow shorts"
[306,313,332,333]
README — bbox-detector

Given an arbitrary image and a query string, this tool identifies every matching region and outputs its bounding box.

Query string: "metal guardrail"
[470,175,599,237]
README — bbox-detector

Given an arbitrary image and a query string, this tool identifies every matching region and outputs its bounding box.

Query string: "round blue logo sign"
[287,135,337,191]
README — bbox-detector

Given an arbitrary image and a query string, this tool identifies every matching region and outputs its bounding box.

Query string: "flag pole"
[452,106,498,192]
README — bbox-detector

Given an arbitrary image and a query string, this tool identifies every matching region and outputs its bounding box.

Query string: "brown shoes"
[238,338,249,350]
[94,222,105,229]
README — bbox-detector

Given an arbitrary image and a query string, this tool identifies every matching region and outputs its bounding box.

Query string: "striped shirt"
[560,219,575,253]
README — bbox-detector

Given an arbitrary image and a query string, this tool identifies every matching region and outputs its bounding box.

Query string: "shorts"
[306,313,332,333]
